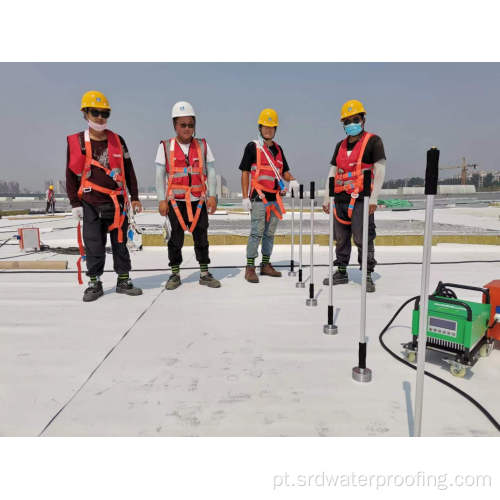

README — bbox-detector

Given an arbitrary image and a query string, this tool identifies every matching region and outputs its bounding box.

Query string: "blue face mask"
[344,122,363,136]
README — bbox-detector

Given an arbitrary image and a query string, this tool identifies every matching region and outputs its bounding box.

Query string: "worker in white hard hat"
[322,99,386,293]
[155,101,220,290]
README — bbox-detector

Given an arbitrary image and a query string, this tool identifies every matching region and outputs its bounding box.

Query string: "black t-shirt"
[330,133,385,202]
[239,141,290,202]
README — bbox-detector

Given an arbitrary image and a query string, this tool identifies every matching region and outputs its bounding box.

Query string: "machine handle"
[310,181,315,200]
[363,169,371,198]
[299,184,304,199]
[415,295,472,322]
[291,186,295,198]
[425,147,439,195]
[437,282,490,304]
[329,176,334,198]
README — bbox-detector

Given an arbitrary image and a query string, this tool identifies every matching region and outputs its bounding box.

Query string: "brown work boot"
[245,265,260,283]
[260,262,282,277]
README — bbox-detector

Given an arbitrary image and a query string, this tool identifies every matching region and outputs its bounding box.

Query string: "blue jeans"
[246,201,280,259]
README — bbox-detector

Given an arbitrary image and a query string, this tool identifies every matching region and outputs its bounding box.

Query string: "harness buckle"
[83,187,92,193]
[351,193,359,199]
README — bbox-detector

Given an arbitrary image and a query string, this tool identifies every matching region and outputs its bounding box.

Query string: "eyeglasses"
[343,116,362,125]
[88,109,111,119]
[177,123,195,129]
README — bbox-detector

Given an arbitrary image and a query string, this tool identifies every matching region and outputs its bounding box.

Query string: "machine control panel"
[428,316,457,338]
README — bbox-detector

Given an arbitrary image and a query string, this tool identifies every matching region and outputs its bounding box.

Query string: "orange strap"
[76,221,85,285]
[78,131,129,243]
[165,139,207,233]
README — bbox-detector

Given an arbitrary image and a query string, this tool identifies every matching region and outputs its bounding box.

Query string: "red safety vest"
[333,131,373,225]
[47,189,55,201]
[250,141,286,221]
[67,129,130,242]
[161,138,207,233]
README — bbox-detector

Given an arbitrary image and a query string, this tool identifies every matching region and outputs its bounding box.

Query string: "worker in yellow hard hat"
[46,184,56,214]
[239,108,300,283]
[65,90,143,302]
[322,99,386,293]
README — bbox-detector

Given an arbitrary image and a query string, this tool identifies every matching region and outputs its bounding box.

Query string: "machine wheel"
[450,364,467,378]
[406,351,417,363]
[479,343,493,358]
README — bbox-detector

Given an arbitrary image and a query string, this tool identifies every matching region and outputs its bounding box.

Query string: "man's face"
[175,116,195,141]
[261,125,276,140]
[84,108,110,126]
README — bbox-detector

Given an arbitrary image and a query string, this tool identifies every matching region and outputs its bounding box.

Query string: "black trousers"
[82,200,131,277]
[46,200,55,213]
[334,198,377,272]
[167,200,210,266]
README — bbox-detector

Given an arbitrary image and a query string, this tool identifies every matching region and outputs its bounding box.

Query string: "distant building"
[56,180,66,194]
[216,175,229,199]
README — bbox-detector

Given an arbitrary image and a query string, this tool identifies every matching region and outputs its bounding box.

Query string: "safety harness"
[161,138,207,233]
[67,129,130,284]
[333,132,373,225]
[250,140,286,222]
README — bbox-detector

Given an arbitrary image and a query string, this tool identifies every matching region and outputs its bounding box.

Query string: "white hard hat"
[172,101,196,119]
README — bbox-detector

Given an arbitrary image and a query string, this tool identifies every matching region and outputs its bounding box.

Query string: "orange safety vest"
[67,129,130,242]
[250,141,286,222]
[333,132,374,225]
[161,137,207,233]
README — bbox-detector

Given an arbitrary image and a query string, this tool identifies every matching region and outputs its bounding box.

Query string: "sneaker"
[83,280,104,302]
[260,262,282,277]
[323,269,349,286]
[366,273,376,293]
[165,273,181,290]
[116,278,143,296]
[245,266,259,283]
[199,272,221,288]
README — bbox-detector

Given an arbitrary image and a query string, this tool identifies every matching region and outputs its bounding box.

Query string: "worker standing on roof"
[239,108,300,283]
[46,185,56,214]
[155,101,220,290]
[322,99,386,292]
[66,90,143,302]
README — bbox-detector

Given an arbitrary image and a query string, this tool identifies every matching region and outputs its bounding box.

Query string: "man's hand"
[322,203,330,214]
[206,196,217,215]
[158,200,169,216]
[242,198,252,212]
[369,204,377,215]
[131,200,143,214]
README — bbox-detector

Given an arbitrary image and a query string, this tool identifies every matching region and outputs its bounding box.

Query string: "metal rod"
[352,169,372,383]
[296,184,305,288]
[324,177,337,334]
[414,147,440,437]
[306,182,317,306]
[288,189,296,276]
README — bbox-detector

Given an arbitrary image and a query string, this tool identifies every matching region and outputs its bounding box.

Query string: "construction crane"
[439,157,478,185]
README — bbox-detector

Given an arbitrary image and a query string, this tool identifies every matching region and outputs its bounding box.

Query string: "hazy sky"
[1,62,499,192]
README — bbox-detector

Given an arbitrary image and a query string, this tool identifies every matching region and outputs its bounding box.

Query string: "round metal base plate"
[352,367,372,383]
[296,282,305,288]
[306,298,318,306]
[323,324,338,335]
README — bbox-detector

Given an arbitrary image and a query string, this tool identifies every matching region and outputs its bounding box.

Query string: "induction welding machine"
[404,281,499,377]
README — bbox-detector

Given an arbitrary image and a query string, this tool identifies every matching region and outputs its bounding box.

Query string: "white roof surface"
[1,213,499,436]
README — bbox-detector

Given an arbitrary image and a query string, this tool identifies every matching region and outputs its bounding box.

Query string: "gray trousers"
[334,198,377,272]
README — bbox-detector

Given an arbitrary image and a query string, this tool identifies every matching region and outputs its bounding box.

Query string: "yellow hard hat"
[340,99,366,120]
[49,185,54,190]
[258,108,279,127]
[80,90,111,111]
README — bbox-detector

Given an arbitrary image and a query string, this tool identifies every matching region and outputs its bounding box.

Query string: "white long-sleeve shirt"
[155,139,217,202]
[323,159,386,207]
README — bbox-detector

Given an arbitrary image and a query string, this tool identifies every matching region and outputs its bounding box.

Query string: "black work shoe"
[116,278,143,296]
[199,272,221,288]
[323,269,349,286]
[165,273,181,290]
[83,280,104,302]
[366,273,376,293]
